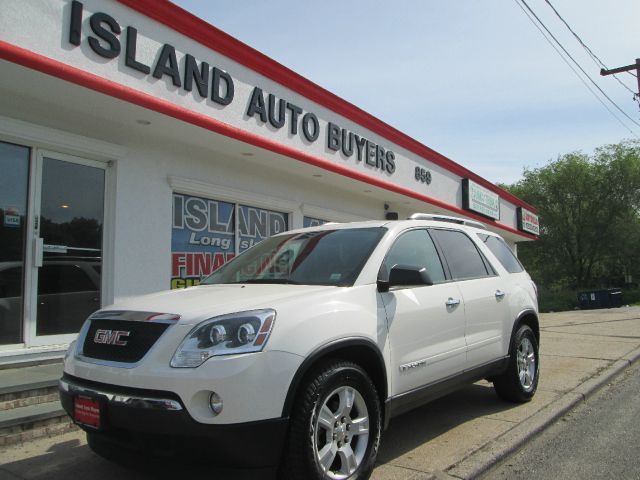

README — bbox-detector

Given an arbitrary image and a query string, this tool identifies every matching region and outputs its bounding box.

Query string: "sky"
[172,0,639,185]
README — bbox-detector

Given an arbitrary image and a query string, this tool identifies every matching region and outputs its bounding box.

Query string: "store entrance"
[0,142,29,345]
[0,142,106,349]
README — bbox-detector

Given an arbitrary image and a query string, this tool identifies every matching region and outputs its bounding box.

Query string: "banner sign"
[171,194,235,289]
[517,207,540,236]
[462,179,500,220]
[171,193,289,288]
[238,205,288,253]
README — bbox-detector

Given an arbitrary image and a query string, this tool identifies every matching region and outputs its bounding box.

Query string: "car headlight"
[170,309,276,368]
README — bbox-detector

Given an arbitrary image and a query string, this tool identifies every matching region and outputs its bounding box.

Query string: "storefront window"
[171,193,289,288]
[238,204,288,253]
[303,216,328,228]
[0,142,29,345]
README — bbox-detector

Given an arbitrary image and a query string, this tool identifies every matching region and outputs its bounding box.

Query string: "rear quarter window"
[477,234,524,273]
[430,229,491,280]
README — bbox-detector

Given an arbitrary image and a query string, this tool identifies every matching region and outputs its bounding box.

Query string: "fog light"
[209,392,223,416]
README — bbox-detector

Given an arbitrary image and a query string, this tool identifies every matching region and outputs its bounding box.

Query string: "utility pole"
[600,59,640,107]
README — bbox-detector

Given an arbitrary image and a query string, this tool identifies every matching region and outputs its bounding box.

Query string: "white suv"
[60,214,539,480]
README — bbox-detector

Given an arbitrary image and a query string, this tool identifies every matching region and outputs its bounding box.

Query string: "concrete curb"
[446,345,640,480]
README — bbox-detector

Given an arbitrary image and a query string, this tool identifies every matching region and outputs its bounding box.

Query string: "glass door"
[28,153,105,346]
[0,142,30,347]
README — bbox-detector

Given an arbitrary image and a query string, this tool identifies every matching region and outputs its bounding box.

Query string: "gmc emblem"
[94,329,130,346]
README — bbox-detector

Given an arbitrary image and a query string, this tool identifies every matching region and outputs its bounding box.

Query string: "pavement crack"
[542,317,640,328]
[541,354,616,361]
[542,330,640,340]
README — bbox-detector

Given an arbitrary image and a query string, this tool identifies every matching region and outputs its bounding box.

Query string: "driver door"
[380,228,467,396]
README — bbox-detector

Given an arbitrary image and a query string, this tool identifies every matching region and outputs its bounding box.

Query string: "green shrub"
[537,287,640,312]
[538,289,578,313]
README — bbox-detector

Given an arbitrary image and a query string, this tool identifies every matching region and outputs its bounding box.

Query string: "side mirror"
[377,264,433,292]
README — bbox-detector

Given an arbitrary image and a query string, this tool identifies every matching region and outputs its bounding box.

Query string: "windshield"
[202,227,386,287]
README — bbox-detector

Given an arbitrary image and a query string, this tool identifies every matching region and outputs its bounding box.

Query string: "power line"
[519,0,640,127]
[516,0,640,131]
[543,0,638,99]
[513,0,638,137]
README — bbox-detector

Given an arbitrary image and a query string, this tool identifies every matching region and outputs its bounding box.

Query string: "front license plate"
[74,396,101,429]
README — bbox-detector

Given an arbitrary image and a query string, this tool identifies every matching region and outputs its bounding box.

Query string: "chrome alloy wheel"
[517,337,536,391]
[313,386,370,479]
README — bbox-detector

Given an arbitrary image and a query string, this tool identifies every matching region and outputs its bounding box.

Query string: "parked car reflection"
[0,258,101,342]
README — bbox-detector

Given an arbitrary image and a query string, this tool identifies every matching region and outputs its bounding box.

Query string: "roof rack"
[408,213,487,230]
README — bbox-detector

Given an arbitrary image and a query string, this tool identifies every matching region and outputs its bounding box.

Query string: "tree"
[503,140,640,289]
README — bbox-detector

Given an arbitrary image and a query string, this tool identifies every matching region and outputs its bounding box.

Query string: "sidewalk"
[373,306,640,479]
[0,307,639,480]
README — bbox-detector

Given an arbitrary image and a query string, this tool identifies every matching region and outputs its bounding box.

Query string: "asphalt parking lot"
[1,307,639,480]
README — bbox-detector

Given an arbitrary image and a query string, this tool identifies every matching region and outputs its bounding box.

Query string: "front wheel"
[282,360,381,480]
[493,324,539,402]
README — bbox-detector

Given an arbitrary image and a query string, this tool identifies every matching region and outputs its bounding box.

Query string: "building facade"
[0,0,539,363]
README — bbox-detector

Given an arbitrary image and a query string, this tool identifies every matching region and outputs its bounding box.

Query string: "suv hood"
[98,284,338,325]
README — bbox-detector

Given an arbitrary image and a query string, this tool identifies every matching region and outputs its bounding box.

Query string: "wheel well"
[282,340,388,420]
[516,311,540,345]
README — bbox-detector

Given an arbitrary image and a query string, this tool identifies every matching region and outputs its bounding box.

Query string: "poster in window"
[237,204,288,253]
[171,193,235,289]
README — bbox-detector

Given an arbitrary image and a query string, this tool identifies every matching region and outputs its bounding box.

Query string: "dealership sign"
[462,179,500,220]
[66,1,396,176]
[517,207,540,235]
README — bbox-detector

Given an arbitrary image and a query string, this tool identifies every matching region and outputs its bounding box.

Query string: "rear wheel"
[493,324,539,402]
[282,360,381,480]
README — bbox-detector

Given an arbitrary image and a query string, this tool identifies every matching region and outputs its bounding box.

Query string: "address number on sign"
[415,167,432,185]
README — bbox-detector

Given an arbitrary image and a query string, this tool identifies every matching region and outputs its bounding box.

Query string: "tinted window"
[384,229,446,284]
[430,229,489,280]
[203,227,386,287]
[38,264,97,294]
[0,266,22,298]
[478,234,524,273]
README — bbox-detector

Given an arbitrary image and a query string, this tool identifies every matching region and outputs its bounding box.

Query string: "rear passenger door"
[430,229,511,369]
[380,229,467,396]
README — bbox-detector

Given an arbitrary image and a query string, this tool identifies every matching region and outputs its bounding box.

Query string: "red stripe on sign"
[0,40,537,240]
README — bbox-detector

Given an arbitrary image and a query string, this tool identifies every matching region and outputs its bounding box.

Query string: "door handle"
[34,238,44,268]
[495,290,506,298]
[446,297,461,306]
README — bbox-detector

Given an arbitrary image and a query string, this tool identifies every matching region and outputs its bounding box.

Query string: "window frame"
[428,227,499,282]
[379,227,450,287]
[476,233,524,274]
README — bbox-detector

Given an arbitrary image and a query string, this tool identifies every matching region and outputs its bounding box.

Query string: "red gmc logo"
[93,329,130,346]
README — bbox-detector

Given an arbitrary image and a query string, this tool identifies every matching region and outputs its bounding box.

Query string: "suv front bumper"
[59,374,288,467]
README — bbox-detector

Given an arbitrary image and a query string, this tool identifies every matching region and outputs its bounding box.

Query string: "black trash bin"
[608,288,623,307]
[577,288,623,309]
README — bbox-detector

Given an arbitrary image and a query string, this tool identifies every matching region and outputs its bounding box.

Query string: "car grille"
[81,319,171,363]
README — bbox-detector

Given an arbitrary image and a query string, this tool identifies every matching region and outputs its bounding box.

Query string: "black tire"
[281,360,382,480]
[493,324,539,402]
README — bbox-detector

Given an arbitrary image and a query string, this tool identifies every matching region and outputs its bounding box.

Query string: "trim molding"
[168,175,300,213]
[0,115,126,161]
[0,40,537,241]
[302,204,366,223]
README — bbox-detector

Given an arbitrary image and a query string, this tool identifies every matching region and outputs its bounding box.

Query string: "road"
[480,361,640,480]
